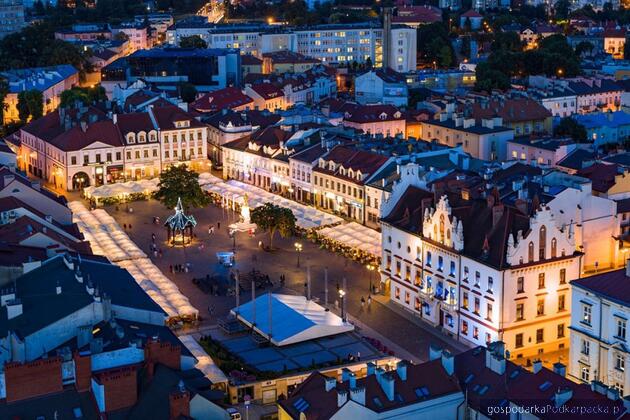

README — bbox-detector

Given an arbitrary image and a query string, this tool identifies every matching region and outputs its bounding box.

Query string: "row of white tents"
[69,201,198,319]
[318,222,382,257]
[83,179,160,204]
[203,179,343,230]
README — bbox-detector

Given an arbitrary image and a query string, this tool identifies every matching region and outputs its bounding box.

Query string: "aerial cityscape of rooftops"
[4,0,630,418]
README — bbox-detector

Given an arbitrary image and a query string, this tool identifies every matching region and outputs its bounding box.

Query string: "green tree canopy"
[179,83,198,103]
[60,86,107,108]
[250,202,296,249]
[17,90,44,123]
[155,164,210,209]
[554,117,587,142]
[179,35,208,49]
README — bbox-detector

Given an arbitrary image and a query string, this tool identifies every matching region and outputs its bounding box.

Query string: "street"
[104,198,467,362]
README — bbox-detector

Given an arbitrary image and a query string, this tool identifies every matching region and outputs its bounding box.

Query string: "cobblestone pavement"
[103,199,470,362]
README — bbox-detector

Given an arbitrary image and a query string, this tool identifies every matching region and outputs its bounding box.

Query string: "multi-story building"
[507,137,577,166]
[0,0,25,39]
[289,142,328,205]
[354,69,408,107]
[420,114,513,161]
[166,20,418,72]
[18,104,207,190]
[575,111,630,147]
[111,22,151,54]
[101,48,242,96]
[1,65,79,124]
[313,145,391,223]
[604,28,626,59]
[341,103,406,137]
[569,264,630,396]
[380,164,582,363]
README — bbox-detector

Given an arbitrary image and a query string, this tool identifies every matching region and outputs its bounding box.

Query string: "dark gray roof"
[0,389,98,419]
[3,255,165,339]
[556,148,596,171]
[425,118,512,134]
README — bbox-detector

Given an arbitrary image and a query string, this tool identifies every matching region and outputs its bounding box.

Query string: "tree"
[475,62,511,91]
[554,117,587,142]
[16,90,43,123]
[438,45,453,68]
[60,86,107,108]
[250,202,296,249]
[179,83,197,103]
[155,164,210,209]
[575,41,594,57]
[179,35,208,49]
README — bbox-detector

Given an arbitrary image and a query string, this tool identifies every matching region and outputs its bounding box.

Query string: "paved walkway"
[96,199,465,362]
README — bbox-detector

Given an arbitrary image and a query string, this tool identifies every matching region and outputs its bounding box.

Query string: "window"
[414,270,421,287]
[461,320,468,335]
[617,318,627,340]
[516,303,524,321]
[551,238,557,258]
[528,242,534,262]
[405,265,411,281]
[426,252,432,267]
[517,277,524,293]
[416,246,421,261]
[539,226,546,260]
[474,271,480,287]
[538,273,545,289]
[557,323,565,338]
[106,153,112,162]
[581,339,590,355]
[487,277,493,293]
[405,292,410,305]
[617,354,625,372]
[126,151,131,160]
[450,261,456,276]
[583,305,592,325]
[462,292,469,310]
[487,303,493,321]
[395,287,400,299]
[438,256,444,271]
[558,294,565,311]
[83,154,89,165]
[537,298,545,316]
[473,327,479,340]
[116,152,121,160]
[536,328,544,343]
[396,260,401,276]
[474,297,480,314]
[463,266,469,282]
[386,255,391,270]
[581,367,590,382]
[515,333,523,348]
[560,269,566,284]
[71,156,77,165]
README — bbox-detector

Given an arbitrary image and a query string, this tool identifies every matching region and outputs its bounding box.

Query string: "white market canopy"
[84,178,160,202]
[69,201,198,319]
[231,294,354,347]
[203,179,343,229]
[318,222,382,257]
[178,334,228,384]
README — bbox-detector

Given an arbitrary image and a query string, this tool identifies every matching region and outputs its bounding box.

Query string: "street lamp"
[366,263,376,294]
[339,289,346,321]
[294,242,303,267]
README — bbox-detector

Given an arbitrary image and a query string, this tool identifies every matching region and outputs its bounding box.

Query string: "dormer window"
[127,133,135,144]
[394,111,401,118]
[138,133,146,143]
[379,112,387,120]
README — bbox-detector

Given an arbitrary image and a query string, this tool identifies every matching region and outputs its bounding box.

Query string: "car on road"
[226,407,242,420]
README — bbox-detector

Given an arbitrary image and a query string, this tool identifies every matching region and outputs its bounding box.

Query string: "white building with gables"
[380,162,582,363]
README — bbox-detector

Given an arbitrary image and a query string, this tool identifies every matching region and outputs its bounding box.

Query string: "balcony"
[418,287,434,300]
[440,298,458,312]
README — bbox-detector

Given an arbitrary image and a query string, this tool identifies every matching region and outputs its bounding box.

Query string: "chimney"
[6,299,22,320]
[380,372,395,401]
[3,174,15,185]
[485,342,506,375]
[348,372,357,389]
[112,114,118,124]
[591,380,608,395]
[349,386,366,406]
[341,368,351,383]
[325,376,337,392]
[169,381,190,419]
[337,389,348,407]
[554,387,573,407]
[429,344,442,361]
[553,362,566,377]
[80,121,88,132]
[492,204,505,227]
[532,359,543,374]
[366,362,376,376]
[441,350,454,375]
[396,360,407,381]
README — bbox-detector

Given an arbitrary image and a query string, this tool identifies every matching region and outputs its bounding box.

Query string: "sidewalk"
[372,294,471,355]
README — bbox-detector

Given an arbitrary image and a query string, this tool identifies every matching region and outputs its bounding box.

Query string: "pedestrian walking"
[153,249,158,258]
[217,221,221,229]
[123,223,127,230]
[360,296,365,309]
[128,224,132,230]
[367,295,372,306]
[169,264,173,273]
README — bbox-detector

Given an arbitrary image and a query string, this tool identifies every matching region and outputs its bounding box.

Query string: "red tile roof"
[314,145,390,184]
[462,98,552,124]
[47,120,123,152]
[250,83,285,100]
[115,112,154,135]
[577,162,621,193]
[393,5,442,24]
[150,105,205,130]
[190,87,253,113]
[341,103,404,123]
[461,9,483,18]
